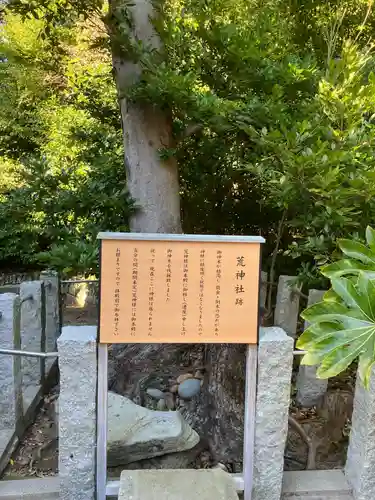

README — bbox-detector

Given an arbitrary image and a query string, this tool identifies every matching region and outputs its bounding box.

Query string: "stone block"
[118,469,239,500]
[20,281,43,392]
[296,290,328,407]
[274,275,300,338]
[345,366,375,500]
[40,271,60,373]
[58,326,97,500]
[0,294,20,434]
[253,327,294,500]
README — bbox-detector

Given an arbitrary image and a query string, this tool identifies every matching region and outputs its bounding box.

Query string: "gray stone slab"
[58,326,97,500]
[253,327,294,500]
[0,294,20,433]
[282,470,352,498]
[118,469,239,500]
[0,477,59,499]
[40,271,60,374]
[345,365,375,500]
[296,290,328,407]
[20,282,43,392]
[274,275,300,338]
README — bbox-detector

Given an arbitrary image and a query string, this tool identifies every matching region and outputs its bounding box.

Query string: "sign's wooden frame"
[96,233,264,500]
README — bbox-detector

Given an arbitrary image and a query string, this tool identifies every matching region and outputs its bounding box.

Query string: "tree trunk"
[109,0,181,233]
[107,0,246,469]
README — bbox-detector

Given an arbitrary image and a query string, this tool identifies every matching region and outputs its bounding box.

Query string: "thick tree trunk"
[107,0,246,469]
[109,0,181,233]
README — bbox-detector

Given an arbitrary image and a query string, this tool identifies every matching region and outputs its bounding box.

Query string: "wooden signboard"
[98,233,264,344]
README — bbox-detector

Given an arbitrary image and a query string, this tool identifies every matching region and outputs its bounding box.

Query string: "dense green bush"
[0,14,132,275]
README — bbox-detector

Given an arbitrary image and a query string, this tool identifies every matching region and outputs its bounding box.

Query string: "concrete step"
[118,469,239,500]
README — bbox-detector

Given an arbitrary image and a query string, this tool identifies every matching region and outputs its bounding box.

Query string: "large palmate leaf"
[297,272,375,388]
[322,226,375,280]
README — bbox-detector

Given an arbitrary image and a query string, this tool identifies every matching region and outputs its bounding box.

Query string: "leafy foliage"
[0,13,132,276]
[297,227,375,387]
[2,1,375,283]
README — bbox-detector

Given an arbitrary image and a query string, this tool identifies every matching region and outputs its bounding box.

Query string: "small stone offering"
[178,378,201,400]
[146,388,164,400]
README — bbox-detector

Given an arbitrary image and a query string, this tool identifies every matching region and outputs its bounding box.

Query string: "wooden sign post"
[96,233,264,500]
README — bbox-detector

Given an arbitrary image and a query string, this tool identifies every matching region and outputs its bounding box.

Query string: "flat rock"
[108,392,200,466]
[118,469,239,500]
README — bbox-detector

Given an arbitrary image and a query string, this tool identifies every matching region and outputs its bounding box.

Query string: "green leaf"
[366,226,375,253]
[323,288,341,303]
[317,338,369,378]
[338,239,375,265]
[331,277,359,309]
[321,259,375,279]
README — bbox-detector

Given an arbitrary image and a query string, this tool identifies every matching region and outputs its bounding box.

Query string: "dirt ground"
[2,303,355,479]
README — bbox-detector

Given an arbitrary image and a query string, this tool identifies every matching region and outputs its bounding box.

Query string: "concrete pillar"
[296,289,328,407]
[40,271,60,373]
[274,275,300,338]
[253,327,294,500]
[0,294,22,451]
[345,366,375,500]
[20,281,44,397]
[58,326,97,500]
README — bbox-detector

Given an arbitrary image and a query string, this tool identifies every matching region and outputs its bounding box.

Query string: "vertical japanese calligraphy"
[182,249,189,336]
[148,248,156,336]
[235,255,246,306]
[166,248,172,301]
[198,249,205,335]
[215,249,222,336]
[113,247,121,336]
[131,247,138,336]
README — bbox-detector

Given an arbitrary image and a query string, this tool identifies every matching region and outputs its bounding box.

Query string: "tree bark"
[109,0,181,233]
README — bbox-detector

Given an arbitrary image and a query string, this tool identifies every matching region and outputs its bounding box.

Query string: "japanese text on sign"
[100,237,262,344]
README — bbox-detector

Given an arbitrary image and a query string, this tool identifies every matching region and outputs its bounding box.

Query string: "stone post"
[20,281,43,399]
[253,327,294,500]
[58,326,97,500]
[40,271,60,373]
[0,294,23,453]
[274,275,300,338]
[345,366,375,500]
[296,289,328,407]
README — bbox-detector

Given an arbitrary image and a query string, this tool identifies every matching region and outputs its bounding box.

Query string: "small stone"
[177,373,194,384]
[146,388,164,400]
[156,399,166,411]
[164,393,175,411]
[170,384,179,394]
[213,462,227,472]
[178,378,201,400]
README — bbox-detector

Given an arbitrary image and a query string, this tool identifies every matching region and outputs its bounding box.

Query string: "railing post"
[0,294,23,471]
[296,289,328,407]
[253,327,293,500]
[274,275,300,338]
[40,270,60,374]
[20,281,43,400]
[58,326,97,500]
[345,365,375,500]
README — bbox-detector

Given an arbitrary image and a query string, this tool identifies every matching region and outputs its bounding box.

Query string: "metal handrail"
[61,279,98,284]
[0,348,58,358]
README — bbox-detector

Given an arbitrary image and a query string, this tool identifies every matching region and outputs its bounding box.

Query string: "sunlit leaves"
[298,227,375,388]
